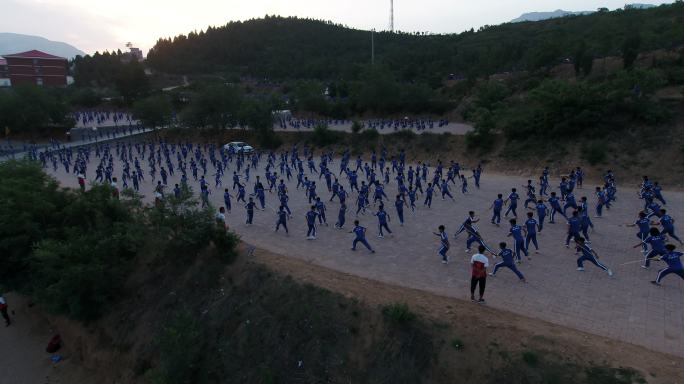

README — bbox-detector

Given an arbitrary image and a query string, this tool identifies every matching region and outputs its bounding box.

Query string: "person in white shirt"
[470,246,490,303]
[215,207,227,230]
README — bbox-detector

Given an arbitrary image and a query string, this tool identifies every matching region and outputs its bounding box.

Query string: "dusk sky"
[3,0,674,55]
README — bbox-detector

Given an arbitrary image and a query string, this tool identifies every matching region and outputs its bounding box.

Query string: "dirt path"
[48,159,684,358]
[0,295,94,384]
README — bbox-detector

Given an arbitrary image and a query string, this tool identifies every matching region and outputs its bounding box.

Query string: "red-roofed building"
[2,50,68,86]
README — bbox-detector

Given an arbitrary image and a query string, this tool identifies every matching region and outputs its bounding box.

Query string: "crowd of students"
[276,117,450,131]
[29,139,684,303]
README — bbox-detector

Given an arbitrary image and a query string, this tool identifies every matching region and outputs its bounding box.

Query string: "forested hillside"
[147,3,684,83]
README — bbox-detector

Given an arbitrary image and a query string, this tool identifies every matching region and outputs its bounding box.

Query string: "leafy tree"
[0,86,71,136]
[622,33,642,70]
[116,60,150,103]
[133,94,173,129]
[180,84,242,130]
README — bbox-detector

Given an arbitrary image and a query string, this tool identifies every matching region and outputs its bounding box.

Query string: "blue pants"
[424,196,432,207]
[662,228,681,243]
[524,198,535,209]
[491,210,501,224]
[439,245,449,261]
[247,210,254,224]
[577,254,608,271]
[550,207,567,222]
[563,202,577,215]
[596,203,604,216]
[581,224,591,241]
[224,199,231,211]
[644,249,666,267]
[538,215,545,232]
[655,267,684,283]
[442,190,453,199]
[513,239,528,260]
[276,220,288,233]
[318,211,327,224]
[282,204,291,215]
[379,222,392,236]
[336,215,345,228]
[525,234,538,250]
[258,195,265,209]
[307,224,316,237]
[505,204,517,217]
[466,235,484,250]
[353,238,373,251]
[565,231,580,246]
[637,232,648,251]
[397,211,404,224]
[493,261,525,280]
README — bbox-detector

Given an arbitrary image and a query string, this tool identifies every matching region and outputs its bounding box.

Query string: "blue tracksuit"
[493,249,525,280]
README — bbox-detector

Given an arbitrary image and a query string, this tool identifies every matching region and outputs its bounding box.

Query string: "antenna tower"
[390,0,394,32]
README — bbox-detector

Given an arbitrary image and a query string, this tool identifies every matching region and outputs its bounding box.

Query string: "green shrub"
[360,128,380,142]
[522,351,539,367]
[581,142,608,165]
[211,228,240,263]
[382,303,416,326]
[351,120,363,134]
[149,312,204,384]
[311,123,342,146]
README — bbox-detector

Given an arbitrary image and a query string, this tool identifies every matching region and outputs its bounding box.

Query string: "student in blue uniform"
[651,244,684,286]
[507,219,528,262]
[315,197,328,226]
[375,205,392,238]
[394,194,406,226]
[424,183,434,208]
[627,212,651,253]
[524,212,539,254]
[489,242,526,282]
[305,205,319,239]
[440,179,455,201]
[575,237,613,276]
[350,220,375,253]
[275,206,289,234]
[535,200,548,232]
[548,192,567,223]
[433,225,450,264]
[489,194,504,226]
[504,188,519,218]
[335,203,347,229]
[565,210,582,248]
[407,186,417,212]
[245,197,256,225]
[236,183,246,203]
[223,188,232,212]
[595,186,608,217]
[634,227,668,269]
[656,209,683,245]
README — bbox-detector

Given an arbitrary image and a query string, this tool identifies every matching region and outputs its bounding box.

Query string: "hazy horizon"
[2,0,675,55]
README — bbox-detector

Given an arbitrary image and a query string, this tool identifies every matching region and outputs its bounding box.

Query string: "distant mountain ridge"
[511,10,593,23]
[0,33,84,59]
[510,3,657,23]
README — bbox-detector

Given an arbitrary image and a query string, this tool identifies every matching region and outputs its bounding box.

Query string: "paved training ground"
[49,159,683,357]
